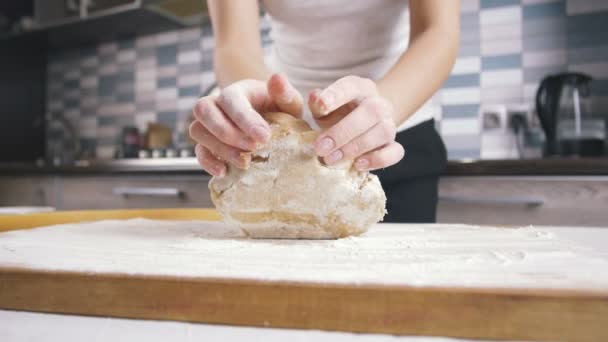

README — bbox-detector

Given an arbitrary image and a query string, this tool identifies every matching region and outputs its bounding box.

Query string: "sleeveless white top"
[262,0,433,131]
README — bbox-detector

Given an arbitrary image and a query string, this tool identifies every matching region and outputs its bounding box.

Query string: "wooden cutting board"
[0,209,607,342]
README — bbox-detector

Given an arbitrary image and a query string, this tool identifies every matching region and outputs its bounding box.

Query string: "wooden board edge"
[0,208,221,232]
[1,268,607,341]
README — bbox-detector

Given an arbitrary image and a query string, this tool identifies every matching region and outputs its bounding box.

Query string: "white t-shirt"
[262,0,433,131]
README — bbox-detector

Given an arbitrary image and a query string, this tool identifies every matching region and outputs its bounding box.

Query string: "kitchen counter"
[444,157,608,176]
[1,157,608,176]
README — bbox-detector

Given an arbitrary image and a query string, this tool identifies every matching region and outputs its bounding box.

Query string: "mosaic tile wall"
[46,0,608,160]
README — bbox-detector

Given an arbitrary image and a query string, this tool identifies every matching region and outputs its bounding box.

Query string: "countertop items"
[0,209,607,341]
[1,158,608,176]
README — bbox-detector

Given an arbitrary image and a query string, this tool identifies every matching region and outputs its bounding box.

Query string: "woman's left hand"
[309,76,405,171]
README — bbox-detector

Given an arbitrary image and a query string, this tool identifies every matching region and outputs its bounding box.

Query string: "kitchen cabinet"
[438,176,608,227]
[60,175,212,210]
[0,174,212,210]
[0,176,58,208]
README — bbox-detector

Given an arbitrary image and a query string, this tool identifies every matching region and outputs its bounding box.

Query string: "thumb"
[267,73,303,118]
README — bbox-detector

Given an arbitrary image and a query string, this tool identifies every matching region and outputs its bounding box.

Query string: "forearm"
[378,28,459,125]
[207,0,270,88]
[214,46,271,88]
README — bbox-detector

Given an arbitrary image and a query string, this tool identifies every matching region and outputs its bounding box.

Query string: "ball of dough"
[209,112,386,239]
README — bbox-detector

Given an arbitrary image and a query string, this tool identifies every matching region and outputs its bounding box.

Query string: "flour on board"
[1,219,608,290]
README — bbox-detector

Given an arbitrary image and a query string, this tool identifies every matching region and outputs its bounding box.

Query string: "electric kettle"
[535,72,605,156]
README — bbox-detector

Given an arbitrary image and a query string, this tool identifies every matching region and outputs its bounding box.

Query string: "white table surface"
[1,226,607,342]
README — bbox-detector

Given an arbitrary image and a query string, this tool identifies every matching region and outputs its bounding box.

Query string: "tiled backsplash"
[46,0,608,160]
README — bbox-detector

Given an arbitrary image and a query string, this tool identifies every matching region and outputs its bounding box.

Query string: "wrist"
[377,82,404,126]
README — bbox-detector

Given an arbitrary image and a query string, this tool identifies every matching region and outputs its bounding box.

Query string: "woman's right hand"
[189,73,303,177]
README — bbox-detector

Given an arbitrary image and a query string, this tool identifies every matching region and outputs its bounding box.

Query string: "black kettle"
[535,72,601,156]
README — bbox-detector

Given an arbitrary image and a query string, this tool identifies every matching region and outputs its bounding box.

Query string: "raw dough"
[209,112,386,239]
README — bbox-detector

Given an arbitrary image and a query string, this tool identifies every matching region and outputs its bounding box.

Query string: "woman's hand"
[189,73,303,177]
[309,76,405,171]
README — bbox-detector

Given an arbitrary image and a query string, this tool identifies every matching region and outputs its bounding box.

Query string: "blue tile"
[442,104,480,119]
[79,45,97,57]
[158,77,177,88]
[98,116,115,126]
[158,111,178,130]
[591,80,608,96]
[118,37,135,50]
[522,17,566,36]
[459,43,481,57]
[201,50,214,70]
[117,92,135,103]
[482,54,522,70]
[461,26,480,45]
[63,79,79,89]
[98,75,117,97]
[64,98,79,109]
[446,148,480,160]
[567,32,608,49]
[480,0,520,9]
[523,65,567,83]
[116,71,134,83]
[568,46,608,64]
[443,74,480,88]
[523,1,565,20]
[157,45,178,66]
[567,12,608,35]
[80,138,97,154]
[260,27,271,38]
[523,34,566,51]
[442,135,481,150]
[179,86,201,97]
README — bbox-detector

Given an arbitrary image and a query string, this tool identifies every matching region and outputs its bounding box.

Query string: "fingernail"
[277,91,294,103]
[355,158,370,171]
[316,137,335,156]
[239,137,256,151]
[250,125,271,143]
[213,164,226,177]
[321,92,333,106]
[325,149,343,165]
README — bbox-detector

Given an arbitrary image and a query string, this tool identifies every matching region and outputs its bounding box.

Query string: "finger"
[195,144,226,177]
[310,88,356,129]
[354,141,405,171]
[267,73,303,117]
[310,76,377,117]
[190,121,251,169]
[324,119,396,165]
[315,97,392,157]
[308,88,324,118]
[192,97,256,151]
[216,83,272,144]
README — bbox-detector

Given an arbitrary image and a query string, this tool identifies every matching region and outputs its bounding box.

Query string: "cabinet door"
[438,176,608,227]
[0,176,57,207]
[60,175,213,210]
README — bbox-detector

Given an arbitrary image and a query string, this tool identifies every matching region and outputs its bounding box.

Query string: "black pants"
[373,120,447,223]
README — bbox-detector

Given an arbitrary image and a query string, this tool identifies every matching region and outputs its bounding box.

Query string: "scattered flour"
[1,219,608,290]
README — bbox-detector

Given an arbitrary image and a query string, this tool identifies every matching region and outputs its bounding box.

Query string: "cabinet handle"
[439,195,544,207]
[113,187,184,198]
